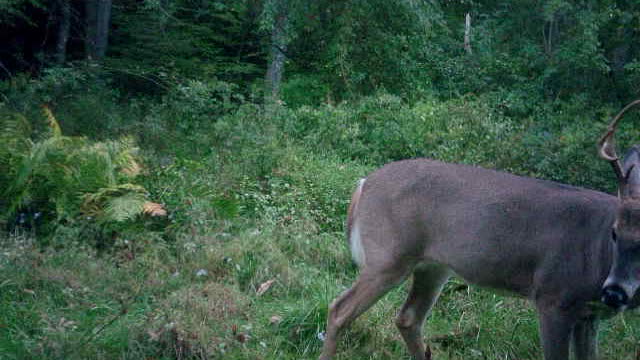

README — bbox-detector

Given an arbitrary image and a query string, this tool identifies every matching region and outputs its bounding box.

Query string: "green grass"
[2,207,640,359]
[0,229,640,360]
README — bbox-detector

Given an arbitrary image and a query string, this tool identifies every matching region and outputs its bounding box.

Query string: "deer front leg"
[572,318,598,360]
[537,306,575,360]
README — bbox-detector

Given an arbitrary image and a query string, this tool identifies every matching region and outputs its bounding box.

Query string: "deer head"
[598,99,640,309]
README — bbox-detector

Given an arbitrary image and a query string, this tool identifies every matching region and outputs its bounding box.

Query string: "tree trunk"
[611,27,630,77]
[85,0,112,60]
[464,13,472,55]
[54,0,71,64]
[609,28,631,101]
[264,1,288,106]
[543,16,558,56]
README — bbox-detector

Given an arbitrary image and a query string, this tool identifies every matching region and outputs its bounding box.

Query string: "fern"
[0,111,31,157]
[82,184,147,222]
[0,111,32,215]
[2,107,160,230]
[42,105,62,138]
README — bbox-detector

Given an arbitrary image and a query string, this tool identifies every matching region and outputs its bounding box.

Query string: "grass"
[2,198,640,360]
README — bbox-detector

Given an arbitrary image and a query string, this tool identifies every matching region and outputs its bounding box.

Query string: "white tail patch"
[349,178,367,266]
[350,220,365,266]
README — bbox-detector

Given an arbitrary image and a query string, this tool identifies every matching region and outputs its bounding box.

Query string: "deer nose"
[601,285,629,309]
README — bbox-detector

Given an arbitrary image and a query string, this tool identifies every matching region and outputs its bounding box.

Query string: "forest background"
[1,1,640,359]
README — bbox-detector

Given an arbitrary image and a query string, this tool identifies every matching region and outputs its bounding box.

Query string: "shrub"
[281,74,330,108]
[1,107,163,244]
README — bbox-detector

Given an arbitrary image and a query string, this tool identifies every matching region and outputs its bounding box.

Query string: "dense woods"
[2,1,640,359]
[3,0,640,103]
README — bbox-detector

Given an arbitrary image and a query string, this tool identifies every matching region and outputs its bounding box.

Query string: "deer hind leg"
[319,265,412,360]
[396,264,451,360]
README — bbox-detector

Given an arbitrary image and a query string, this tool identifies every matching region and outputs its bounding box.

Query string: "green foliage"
[0,66,128,140]
[1,107,155,239]
[2,0,640,105]
[280,74,329,108]
[82,184,148,223]
[0,0,43,24]
[162,79,244,128]
[108,0,263,90]
[0,111,31,209]
[301,0,437,100]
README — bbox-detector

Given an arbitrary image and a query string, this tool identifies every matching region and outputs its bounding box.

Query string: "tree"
[264,0,289,105]
[85,0,112,60]
[54,0,70,64]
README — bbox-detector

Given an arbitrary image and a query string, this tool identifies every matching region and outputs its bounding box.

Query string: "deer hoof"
[425,345,432,360]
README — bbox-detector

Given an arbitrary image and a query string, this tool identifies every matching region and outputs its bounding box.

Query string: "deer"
[319,100,640,360]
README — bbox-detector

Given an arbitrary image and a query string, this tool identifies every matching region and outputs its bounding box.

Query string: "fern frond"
[104,192,147,222]
[4,136,75,216]
[81,184,148,222]
[142,202,167,217]
[121,161,142,177]
[80,142,117,186]
[2,107,151,227]
[105,137,141,178]
[41,105,62,138]
[0,112,32,154]
[12,136,73,189]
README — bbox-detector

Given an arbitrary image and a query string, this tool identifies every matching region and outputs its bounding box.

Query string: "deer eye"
[611,229,618,243]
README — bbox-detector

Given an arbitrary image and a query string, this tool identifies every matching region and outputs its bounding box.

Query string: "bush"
[281,74,330,108]
[1,107,163,244]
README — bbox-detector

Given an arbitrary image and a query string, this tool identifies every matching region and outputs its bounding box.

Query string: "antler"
[598,99,640,189]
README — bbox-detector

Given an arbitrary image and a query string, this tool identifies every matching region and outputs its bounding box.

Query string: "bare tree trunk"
[611,27,630,77]
[54,0,71,64]
[85,0,97,58]
[609,27,631,101]
[543,16,558,56]
[264,1,288,106]
[85,0,112,60]
[464,13,472,55]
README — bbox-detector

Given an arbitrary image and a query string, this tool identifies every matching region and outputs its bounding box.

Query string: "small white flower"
[184,242,197,252]
[317,331,326,342]
[196,269,208,277]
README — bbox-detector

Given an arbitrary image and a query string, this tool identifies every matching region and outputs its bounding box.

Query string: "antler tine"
[598,99,640,184]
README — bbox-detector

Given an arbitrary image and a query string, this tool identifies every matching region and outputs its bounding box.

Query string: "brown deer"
[319,100,640,360]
